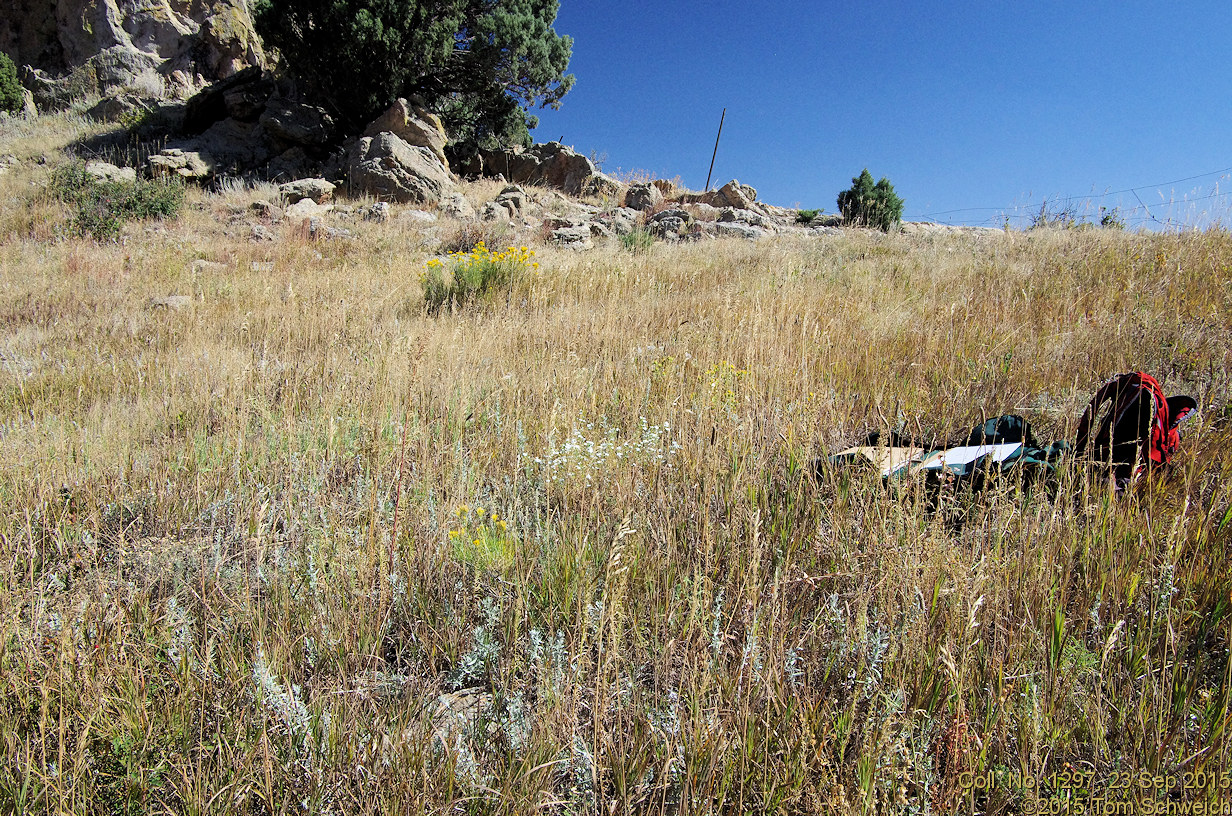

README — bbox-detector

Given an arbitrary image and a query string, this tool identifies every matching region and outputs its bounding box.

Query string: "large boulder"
[623,182,663,212]
[347,132,459,204]
[260,97,336,149]
[362,98,449,168]
[279,178,335,204]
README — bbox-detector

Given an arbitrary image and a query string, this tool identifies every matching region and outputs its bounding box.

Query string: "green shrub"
[795,208,821,224]
[0,52,23,115]
[1099,206,1126,230]
[619,227,655,253]
[421,241,537,313]
[49,162,185,241]
[837,169,904,232]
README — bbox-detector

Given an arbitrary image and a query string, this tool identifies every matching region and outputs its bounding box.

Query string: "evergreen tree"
[837,169,904,231]
[252,0,573,147]
[0,52,24,115]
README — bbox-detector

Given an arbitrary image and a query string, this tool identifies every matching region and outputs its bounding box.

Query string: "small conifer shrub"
[837,169,904,232]
[0,52,24,115]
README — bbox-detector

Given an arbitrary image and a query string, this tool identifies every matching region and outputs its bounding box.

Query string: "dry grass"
[2,113,1232,814]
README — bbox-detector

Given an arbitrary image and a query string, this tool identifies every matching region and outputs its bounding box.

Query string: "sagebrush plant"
[421,240,537,312]
[3,110,1232,814]
[838,168,904,231]
[48,161,185,240]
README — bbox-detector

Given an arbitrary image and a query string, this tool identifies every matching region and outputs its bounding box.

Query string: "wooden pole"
[705,108,726,192]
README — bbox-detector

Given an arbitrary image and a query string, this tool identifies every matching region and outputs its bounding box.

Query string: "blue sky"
[533,2,1232,228]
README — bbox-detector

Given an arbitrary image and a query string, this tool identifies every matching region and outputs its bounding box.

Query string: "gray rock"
[250,200,285,220]
[196,118,276,171]
[439,192,475,219]
[582,172,623,199]
[682,202,721,222]
[85,161,137,184]
[478,142,606,196]
[678,179,759,210]
[4,1,264,107]
[595,207,640,236]
[87,92,150,123]
[648,208,692,238]
[713,222,768,240]
[24,45,160,111]
[362,97,449,168]
[250,224,276,241]
[402,210,437,225]
[552,224,593,250]
[148,147,215,181]
[483,185,527,220]
[718,208,772,228]
[223,74,277,121]
[260,97,335,148]
[347,132,458,204]
[279,178,335,204]
[184,66,264,133]
[714,180,758,209]
[264,147,314,181]
[286,199,332,219]
[364,202,390,222]
[623,183,663,212]
[479,202,508,222]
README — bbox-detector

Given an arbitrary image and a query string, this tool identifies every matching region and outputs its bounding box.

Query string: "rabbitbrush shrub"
[421,241,537,313]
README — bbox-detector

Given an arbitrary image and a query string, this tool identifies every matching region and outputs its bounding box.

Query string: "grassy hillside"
[2,114,1231,815]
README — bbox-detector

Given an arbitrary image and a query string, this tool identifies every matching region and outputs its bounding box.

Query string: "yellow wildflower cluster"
[449,504,514,571]
[420,241,540,312]
[424,241,539,272]
[705,360,750,413]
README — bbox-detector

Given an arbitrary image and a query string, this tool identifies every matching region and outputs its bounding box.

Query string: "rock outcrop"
[467,142,622,198]
[5,0,265,109]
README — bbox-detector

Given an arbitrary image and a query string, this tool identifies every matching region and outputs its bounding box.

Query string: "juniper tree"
[252,0,573,147]
[0,52,24,115]
[837,169,904,232]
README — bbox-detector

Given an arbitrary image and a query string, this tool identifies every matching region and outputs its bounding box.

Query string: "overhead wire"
[904,165,1232,224]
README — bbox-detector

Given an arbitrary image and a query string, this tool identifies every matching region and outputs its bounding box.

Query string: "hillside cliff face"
[2,0,264,104]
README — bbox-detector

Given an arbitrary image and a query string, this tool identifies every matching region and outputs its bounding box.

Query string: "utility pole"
[705,108,726,192]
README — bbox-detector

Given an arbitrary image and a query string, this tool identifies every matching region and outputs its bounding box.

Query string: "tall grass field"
[1,112,1231,815]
